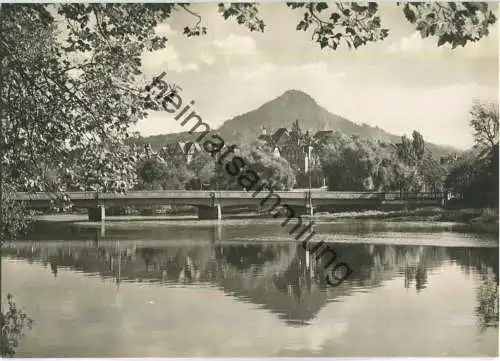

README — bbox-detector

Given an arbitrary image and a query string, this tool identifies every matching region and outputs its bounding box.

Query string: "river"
[1,218,498,357]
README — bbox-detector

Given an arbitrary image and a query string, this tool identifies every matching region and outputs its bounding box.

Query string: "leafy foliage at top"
[218,3,265,32]
[218,2,496,50]
[289,2,388,50]
[399,2,497,48]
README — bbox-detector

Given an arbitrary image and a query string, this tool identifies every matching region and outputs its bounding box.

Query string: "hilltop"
[134,89,458,158]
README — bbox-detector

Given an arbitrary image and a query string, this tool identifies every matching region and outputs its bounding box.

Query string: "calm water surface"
[1,219,498,357]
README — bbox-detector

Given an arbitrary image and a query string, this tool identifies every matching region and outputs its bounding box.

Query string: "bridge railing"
[12,190,443,202]
[97,191,214,199]
[13,191,98,201]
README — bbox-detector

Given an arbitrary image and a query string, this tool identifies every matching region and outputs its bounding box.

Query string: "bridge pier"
[198,204,222,221]
[289,206,314,217]
[88,206,106,222]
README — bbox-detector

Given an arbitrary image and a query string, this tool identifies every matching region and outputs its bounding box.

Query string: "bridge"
[13,190,444,221]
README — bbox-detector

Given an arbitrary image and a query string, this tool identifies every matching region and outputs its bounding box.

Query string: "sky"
[134,2,499,150]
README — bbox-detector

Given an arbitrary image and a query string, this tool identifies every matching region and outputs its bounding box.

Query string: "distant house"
[272,146,281,158]
[256,122,333,188]
[157,141,202,164]
[184,141,202,164]
[258,122,323,176]
[281,145,307,171]
[259,127,305,171]
[142,143,155,158]
[313,130,333,142]
[158,142,184,160]
[157,146,169,160]
[257,127,273,144]
[178,141,187,156]
[272,128,290,146]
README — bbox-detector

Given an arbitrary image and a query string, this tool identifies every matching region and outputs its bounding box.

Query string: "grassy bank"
[30,207,498,235]
[315,207,499,234]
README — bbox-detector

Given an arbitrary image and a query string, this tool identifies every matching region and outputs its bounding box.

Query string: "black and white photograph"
[1,1,499,357]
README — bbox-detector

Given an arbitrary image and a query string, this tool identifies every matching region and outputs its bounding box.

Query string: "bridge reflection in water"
[3,228,498,329]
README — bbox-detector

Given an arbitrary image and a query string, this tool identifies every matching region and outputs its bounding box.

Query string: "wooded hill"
[132,89,459,159]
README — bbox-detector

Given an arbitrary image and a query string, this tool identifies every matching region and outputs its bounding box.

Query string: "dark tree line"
[444,100,499,208]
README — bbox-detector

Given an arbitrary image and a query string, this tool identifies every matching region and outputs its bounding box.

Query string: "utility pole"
[214,157,218,192]
[307,145,313,217]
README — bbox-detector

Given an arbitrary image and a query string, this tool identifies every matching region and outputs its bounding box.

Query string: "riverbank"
[30,207,498,235]
[315,207,499,234]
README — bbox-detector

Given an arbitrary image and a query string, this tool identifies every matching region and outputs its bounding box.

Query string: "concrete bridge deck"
[13,190,444,221]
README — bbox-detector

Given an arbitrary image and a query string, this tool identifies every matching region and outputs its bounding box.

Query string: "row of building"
[142,140,202,165]
[142,122,332,176]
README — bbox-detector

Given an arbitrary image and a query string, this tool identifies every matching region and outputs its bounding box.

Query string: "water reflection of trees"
[2,240,498,328]
[324,244,447,293]
[447,248,499,331]
[476,269,499,331]
[447,248,499,283]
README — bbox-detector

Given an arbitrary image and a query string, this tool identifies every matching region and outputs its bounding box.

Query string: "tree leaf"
[403,5,417,23]
[330,12,341,23]
[315,2,328,13]
[437,35,447,47]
